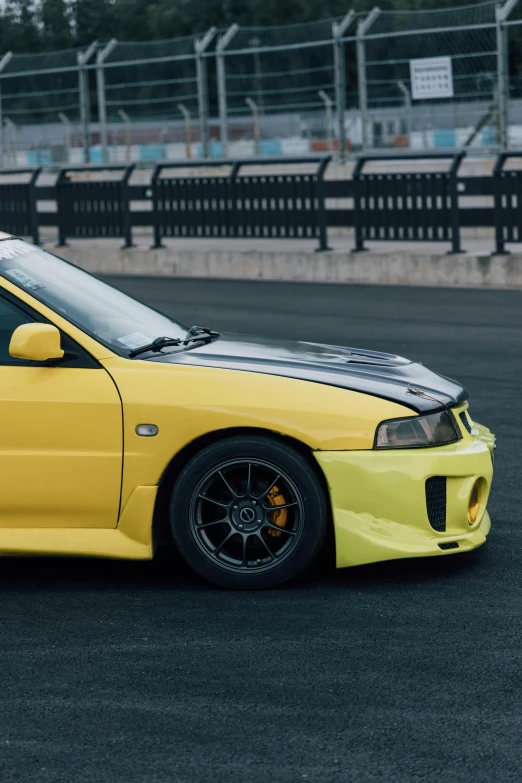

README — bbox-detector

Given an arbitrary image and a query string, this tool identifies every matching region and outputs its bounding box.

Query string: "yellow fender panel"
[102,357,414,510]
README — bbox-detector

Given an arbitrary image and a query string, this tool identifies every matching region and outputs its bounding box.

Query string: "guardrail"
[493,153,522,254]
[0,168,41,245]
[0,153,518,254]
[352,153,464,254]
[151,157,330,252]
[57,164,135,247]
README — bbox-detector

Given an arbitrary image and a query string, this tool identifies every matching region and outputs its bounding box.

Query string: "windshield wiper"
[128,336,182,358]
[128,326,220,359]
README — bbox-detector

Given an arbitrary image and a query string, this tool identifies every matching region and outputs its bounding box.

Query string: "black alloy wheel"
[170,436,328,589]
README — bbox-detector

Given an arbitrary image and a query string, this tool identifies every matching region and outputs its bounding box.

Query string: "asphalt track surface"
[1,278,520,783]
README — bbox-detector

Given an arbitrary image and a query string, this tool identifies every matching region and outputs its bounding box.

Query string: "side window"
[0,296,36,365]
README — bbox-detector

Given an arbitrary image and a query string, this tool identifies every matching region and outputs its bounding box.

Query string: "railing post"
[448,152,465,254]
[352,157,366,251]
[78,41,97,165]
[96,38,117,164]
[315,156,331,252]
[216,24,239,158]
[121,164,134,248]
[28,167,41,245]
[332,12,354,163]
[357,8,380,152]
[493,152,508,253]
[151,164,163,249]
[496,0,519,150]
[195,27,216,159]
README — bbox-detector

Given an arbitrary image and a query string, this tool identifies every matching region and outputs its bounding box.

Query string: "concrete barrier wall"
[52,240,522,290]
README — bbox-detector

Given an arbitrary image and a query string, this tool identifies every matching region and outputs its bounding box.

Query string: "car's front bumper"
[314,418,494,569]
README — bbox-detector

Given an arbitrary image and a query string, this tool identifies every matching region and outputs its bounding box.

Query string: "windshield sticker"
[117,332,155,349]
[5,268,45,291]
[0,240,33,260]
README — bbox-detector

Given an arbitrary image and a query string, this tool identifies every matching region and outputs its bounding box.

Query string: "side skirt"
[0,486,157,560]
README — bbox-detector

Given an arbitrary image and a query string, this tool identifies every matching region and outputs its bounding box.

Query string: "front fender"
[102,358,413,509]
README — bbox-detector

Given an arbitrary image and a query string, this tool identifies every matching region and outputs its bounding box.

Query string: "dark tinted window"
[0,295,35,365]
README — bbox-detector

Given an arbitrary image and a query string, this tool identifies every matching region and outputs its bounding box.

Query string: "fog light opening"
[468,479,484,526]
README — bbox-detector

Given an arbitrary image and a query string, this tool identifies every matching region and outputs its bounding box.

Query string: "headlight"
[374,410,461,449]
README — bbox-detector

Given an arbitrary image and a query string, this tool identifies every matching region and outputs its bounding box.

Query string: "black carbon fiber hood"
[151,333,468,413]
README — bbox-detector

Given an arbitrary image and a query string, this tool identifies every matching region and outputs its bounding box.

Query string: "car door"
[0,292,122,529]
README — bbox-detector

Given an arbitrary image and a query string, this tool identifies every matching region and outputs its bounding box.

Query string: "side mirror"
[9,323,64,362]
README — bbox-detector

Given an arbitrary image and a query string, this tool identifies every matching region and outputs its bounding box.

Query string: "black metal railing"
[352,152,465,254]
[0,168,40,245]
[493,152,522,254]
[151,157,330,252]
[56,164,134,247]
[0,153,514,255]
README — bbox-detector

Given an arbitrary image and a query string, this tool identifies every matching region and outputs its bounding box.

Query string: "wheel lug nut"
[252,501,256,506]
[233,505,237,510]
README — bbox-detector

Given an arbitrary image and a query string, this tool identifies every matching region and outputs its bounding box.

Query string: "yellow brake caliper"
[266,485,288,537]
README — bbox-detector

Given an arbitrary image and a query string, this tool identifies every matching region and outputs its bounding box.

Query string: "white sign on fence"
[409,56,454,100]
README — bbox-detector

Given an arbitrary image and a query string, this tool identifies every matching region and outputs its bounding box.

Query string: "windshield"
[0,239,187,356]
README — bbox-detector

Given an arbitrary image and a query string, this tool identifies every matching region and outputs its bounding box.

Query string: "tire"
[169,435,328,590]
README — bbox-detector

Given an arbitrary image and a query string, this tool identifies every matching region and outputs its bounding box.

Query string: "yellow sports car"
[0,234,495,589]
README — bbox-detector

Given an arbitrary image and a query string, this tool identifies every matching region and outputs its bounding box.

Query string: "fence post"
[118,109,131,161]
[0,53,12,169]
[78,41,97,165]
[178,103,192,158]
[245,97,260,155]
[58,112,71,163]
[96,38,117,164]
[357,8,380,152]
[216,24,239,158]
[496,0,519,150]
[195,27,215,159]
[318,91,334,152]
[5,118,16,165]
[332,12,354,163]
[397,80,412,146]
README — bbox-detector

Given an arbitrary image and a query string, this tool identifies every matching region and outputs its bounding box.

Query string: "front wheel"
[169,435,328,589]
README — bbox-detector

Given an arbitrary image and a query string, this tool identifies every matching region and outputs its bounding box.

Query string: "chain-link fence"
[362,3,500,150]
[1,0,522,165]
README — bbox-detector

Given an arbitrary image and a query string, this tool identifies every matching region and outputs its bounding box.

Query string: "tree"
[1,0,41,53]
[74,0,117,46]
[42,0,73,50]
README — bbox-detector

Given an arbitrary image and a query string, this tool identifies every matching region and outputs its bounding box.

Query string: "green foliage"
[0,0,517,60]
[41,0,73,49]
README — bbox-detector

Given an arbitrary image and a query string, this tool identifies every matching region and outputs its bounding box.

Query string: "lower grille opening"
[426,476,447,532]
[438,542,459,550]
